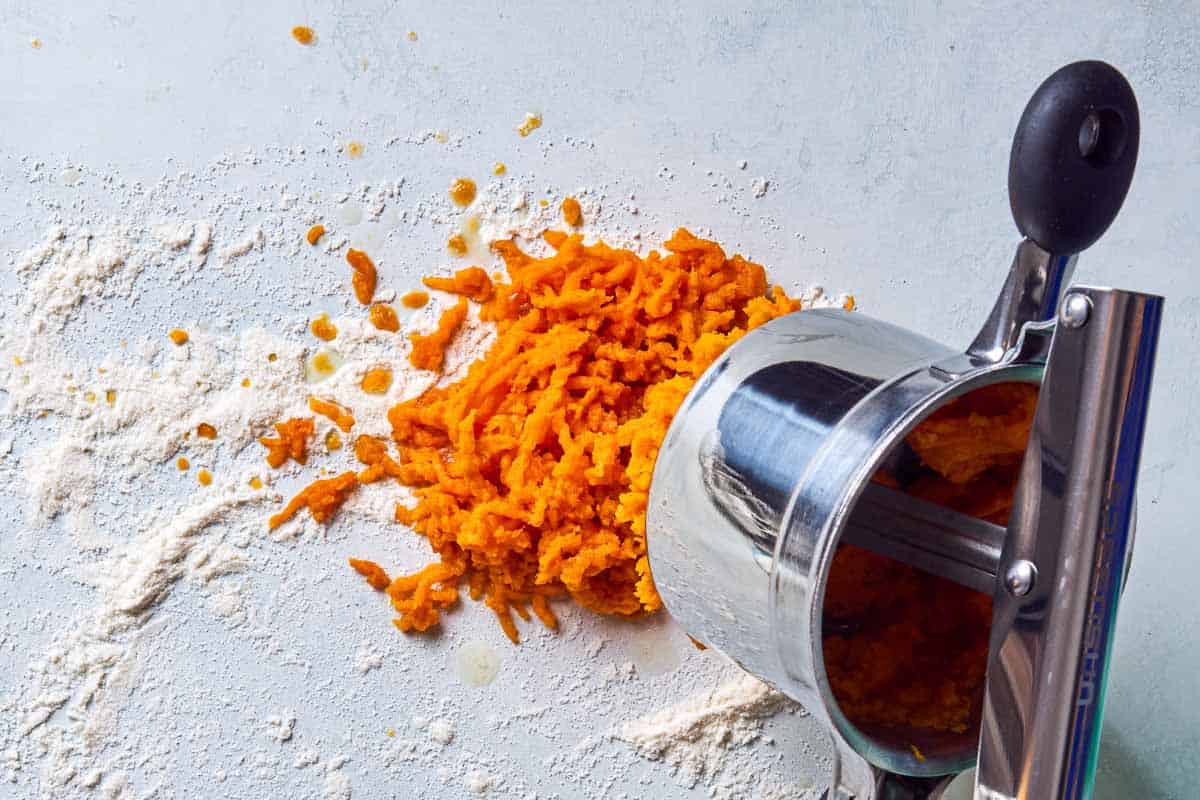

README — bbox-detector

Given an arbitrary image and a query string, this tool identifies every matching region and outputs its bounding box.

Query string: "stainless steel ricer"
[647,61,1162,799]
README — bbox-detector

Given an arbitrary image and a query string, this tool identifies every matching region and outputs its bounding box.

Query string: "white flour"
[0,146,844,798]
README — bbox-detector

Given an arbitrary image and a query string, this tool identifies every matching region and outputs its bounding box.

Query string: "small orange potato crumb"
[241,378,251,388]
[196,423,217,439]
[449,178,477,207]
[106,389,116,405]
[310,313,338,341]
[492,162,507,175]
[197,469,213,486]
[249,476,264,489]
[267,353,278,362]
[422,266,493,302]
[349,558,392,591]
[259,417,315,468]
[346,249,377,305]
[325,430,343,451]
[843,295,856,311]
[346,141,364,159]
[269,471,357,529]
[291,26,315,45]
[308,396,356,432]
[306,224,326,245]
[361,368,393,394]
[408,298,468,372]
[355,434,405,484]
[401,290,429,309]
[406,30,417,41]
[447,234,469,256]
[538,198,549,208]
[561,196,583,227]
[168,329,189,345]
[516,112,542,137]
[176,457,190,471]
[368,304,400,332]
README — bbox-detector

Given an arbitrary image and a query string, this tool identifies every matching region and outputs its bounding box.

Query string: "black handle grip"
[1009,61,1139,255]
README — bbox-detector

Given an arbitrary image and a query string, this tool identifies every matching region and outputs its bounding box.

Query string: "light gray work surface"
[1,1,1196,798]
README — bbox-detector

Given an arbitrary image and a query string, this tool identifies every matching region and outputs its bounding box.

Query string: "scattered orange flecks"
[843,294,857,311]
[368,304,400,332]
[346,249,378,304]
[241,378,251,388]
[291,26,315,45]
[492,162,507,175]
[311,313,338,341]
[422,266,493,302]
[249,476,264,490]
[306,224,326,245]
[408,298,468,372]
[177,457,190,471]
[325,430,343,451]
[447,234,469,256]
[449,178,477,207]
[196,423,217,439]
[106,389,116,405]
[401,290,429,309]
[516,112,542,137]
[361,368,393,394]
[561,196,583,227]
[260,417,314,468]
[168,328,189,345]
[406,31,417,41]
[197,469,213,486]
[308,396,356,432]
[538,198,549,208]
[268,471,357,529]
[346,141,365,159]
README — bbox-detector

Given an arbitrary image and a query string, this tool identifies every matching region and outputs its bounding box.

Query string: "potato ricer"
[647,61,1161,799]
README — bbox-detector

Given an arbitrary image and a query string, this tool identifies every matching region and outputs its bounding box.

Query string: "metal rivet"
[1005,560,1037,597]
[1060,293,1092,329]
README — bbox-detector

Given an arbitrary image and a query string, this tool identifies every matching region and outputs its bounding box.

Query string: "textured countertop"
[1,2,1197,798]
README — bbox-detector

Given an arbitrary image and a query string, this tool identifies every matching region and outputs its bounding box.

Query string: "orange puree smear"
[368,304,400,332]
[269,471,357,530]
[259,417,314,468]
[310,313,338,341]
[168,329,189,345]
[361,368,392,394]
[408,298,468,372]
[291,26,315,45]
[346,248,378,305]
[306,224,325,245]
[349,229,800,641]
[401,290,429,309]
[561,196,583,227]
[422,266,493,303]
[449,178,477,207]
[196,423,217,439]
[308,396,355,432]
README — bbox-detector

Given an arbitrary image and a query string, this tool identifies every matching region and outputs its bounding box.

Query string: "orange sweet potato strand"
[408,298,469,372]
[346,248,378,305]
[368,229,800,640]
[423,266,493,302]
[268,471,357,529]
[349,558,391,591]
[259,417,314,468]
[308,396,355,432]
